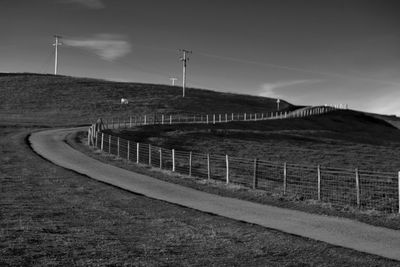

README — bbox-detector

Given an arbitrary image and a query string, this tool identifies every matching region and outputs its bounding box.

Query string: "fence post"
[231,113,234,121]
[317,165,321,201]
[283,162,287,195]
[225,113,228,122]
[87,129,91,146]
[253,158,258,189]
[149,144,152,166]
[244,113,247,121]
[169,115,172,125]
[136,143,139,163]
[127,141,130,161]
[172,149,175,172]
[207,153,211,180]
[144,115,147,125]
[219,114,222,123]
[226,155,229,184]
[159,148,162,169]
[355,168,360,208]
[162,114,164,125]
[189,152,192,177]
[398,171,400,214]
[130,117,132,128]
[101,133,104,151]
[213,114,216,124]
[95,131,98,148]
[206,115,209,124]
[117,137,120,157]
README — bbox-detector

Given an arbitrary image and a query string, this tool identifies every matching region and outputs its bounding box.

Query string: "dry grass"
[71,130,400,231]
[2,127,399,265]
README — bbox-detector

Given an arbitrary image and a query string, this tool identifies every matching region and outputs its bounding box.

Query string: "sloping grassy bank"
[0,73,293,126]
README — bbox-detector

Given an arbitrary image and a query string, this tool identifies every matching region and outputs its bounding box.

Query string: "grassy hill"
[0,73,294,126]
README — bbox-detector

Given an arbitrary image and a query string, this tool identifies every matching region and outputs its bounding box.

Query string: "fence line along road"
[102,105,340,129]
[88,105,400,214]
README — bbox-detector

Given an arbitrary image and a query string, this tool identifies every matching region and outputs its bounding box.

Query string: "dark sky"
[1,0,399,114]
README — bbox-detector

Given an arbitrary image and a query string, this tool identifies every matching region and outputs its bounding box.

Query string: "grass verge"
[70,130,400,231]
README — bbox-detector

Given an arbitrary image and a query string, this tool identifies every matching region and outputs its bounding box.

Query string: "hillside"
[0,73,294,126]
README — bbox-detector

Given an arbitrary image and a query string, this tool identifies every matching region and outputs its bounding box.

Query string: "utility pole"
[179,49,192,97]
[53,35,62,75]
[169,77,177,86]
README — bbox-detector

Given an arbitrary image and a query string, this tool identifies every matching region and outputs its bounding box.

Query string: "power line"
[195,51,400,87]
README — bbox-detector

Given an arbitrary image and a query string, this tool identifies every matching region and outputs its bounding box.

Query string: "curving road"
[30,127,400,261]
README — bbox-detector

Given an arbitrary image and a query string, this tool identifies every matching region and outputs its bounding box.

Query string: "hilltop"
[0,73,294,126]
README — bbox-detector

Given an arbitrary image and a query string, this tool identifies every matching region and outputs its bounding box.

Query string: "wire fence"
[100,105,341,129]
[91,131,400,214]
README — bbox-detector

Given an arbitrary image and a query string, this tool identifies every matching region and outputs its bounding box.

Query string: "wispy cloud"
[64,34,131,61]
[60,0,105,9]
[258,79,321,98]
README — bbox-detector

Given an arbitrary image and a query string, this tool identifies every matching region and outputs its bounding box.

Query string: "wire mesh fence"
[100,105,341,130]
[92,131,400,214]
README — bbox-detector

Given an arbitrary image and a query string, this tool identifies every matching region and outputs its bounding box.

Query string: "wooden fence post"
[95,131,98,148]
[317,165,321,201]
[225,113,228,122]
[253,158,258,189]
[244,113,247,121]
[101,133,104,151]
[213,114,216,124]
[207,153,211,180]
[87,129,91,146]
[398,171,400,214]
[231,113,234,121]
[117,137,120,157]
[162,114,164,125]
[219,114,222,123]
[172,149,175,172]
[226,155,229,184]
[130,117,132,128]
[283,162,287,195]
[189,152,192,177]
[169,115,172,125]
[206,115,209,124]
[144,115,147,125]
[355,168,360,208]
[127,141,130,161]
[159,148,163,169]
[136,143,139,163]
[149,144,152,166]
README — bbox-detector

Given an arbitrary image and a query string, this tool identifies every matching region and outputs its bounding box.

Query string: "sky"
[1,0,399,114]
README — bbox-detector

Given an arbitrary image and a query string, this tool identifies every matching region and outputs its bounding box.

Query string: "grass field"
[1,73,400,265]
[2,127,400,266]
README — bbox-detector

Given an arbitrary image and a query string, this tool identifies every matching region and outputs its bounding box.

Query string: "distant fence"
[100,105,339,129]
[87,105,400,214]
